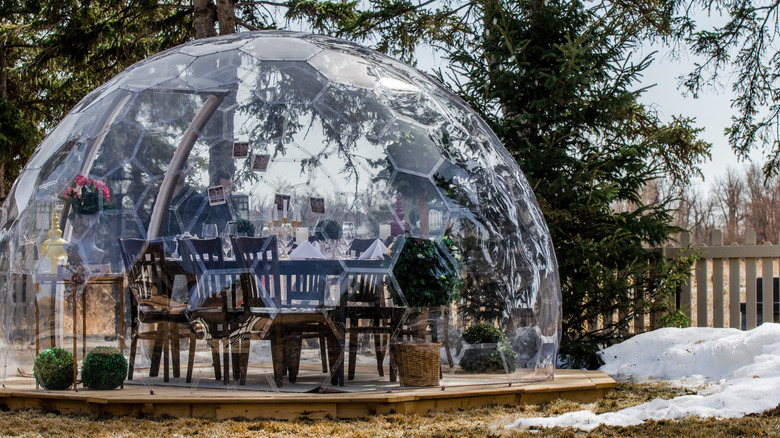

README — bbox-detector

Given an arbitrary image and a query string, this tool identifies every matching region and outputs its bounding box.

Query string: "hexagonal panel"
[183,51,257,89]
[252,62,327,105]
[119,53,195,91]
[179,35,250,57]
[134,119,189,177]
[313,84,394,142]
[90,121,143,177]
[383,122,443,177]
[241,37,322,62]
[308,50,379,89]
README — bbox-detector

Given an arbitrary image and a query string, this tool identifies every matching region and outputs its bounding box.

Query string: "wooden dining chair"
[119,238,196,383]
[281,260,338,383]
[233,236,339,385]
[343,271,395,381]
[177,237,241,384]
[230,235,279,385]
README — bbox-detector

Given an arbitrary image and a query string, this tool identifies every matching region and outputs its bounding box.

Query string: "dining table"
[163,249,393,387]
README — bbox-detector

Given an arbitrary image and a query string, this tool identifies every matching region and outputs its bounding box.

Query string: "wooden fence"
[661,229,780,330]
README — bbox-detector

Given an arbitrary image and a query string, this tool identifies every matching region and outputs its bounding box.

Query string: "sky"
[637,43,763,189]
[415,7,767,192]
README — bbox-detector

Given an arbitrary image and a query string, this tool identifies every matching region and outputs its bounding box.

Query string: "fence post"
[729,241,741,328]
[680,231,692,322]
[696,241,709,327]
[746,229,758,329]
[712,230,725,328]
[762,241,774,324]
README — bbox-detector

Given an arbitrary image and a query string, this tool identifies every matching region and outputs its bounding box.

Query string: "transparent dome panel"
[0,31,560,393]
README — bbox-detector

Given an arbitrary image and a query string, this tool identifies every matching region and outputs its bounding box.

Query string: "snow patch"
[507,324,780,431]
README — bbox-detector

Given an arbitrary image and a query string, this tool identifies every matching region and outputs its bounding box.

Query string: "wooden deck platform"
[0,369,615,419]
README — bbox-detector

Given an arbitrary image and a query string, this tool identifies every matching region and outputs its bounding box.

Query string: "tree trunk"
[0,161,6,201]
[193,0,216,39]
[216,0,236,35]
[1,40,6,200]
[417,192,429,237]
[0,39,7,100]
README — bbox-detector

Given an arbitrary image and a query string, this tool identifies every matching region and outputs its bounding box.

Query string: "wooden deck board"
[0,369,615,419]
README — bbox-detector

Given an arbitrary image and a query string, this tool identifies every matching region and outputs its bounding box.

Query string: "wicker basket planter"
[391,342,441,387]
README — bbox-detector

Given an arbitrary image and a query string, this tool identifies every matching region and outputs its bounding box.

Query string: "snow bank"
[508,323,780,431]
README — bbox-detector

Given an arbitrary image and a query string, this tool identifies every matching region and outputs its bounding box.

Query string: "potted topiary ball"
[314,218,342,241]
[235,218,255,237]
[315,218,342,257]
[460,323,518,373]
[34,347,74,390]
[81,346,128,390]
[389,235,462,386]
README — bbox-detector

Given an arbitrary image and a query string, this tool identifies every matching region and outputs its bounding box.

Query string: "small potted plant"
[315,218,342,257]
[390,235,461,312]
[33,347,74,390]
[389,235,461,386]
[81,346,128,390]
[235,218,255,237]
[459,323,518,373]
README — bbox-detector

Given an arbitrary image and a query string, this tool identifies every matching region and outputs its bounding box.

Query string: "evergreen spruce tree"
[437,0,709,366]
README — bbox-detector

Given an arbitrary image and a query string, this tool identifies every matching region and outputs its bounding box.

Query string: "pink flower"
[74,175,89,186]
[93,179,110,201]
[64,187,76,198]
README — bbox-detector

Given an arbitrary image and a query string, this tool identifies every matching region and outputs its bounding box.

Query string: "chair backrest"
[118,238,146,272]
[343,271,389,307]
[283,260,336,308]
[119,238,169,303]
[177,237,235,307]
[231,235,281,308]
[178,237,224,270]
[348,238,375,258]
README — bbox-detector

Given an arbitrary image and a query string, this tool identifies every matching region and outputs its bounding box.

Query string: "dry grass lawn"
[1,383,779,437]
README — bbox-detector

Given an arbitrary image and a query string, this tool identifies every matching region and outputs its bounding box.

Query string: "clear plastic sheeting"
[0,31,561,393]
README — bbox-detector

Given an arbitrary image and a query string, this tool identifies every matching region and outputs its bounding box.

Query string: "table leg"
[50,287,56,352]
[327,334,342,387]
[72,282,77,391]
[81,288,87,361]
[119,279,124,389]
[34,284,39,389]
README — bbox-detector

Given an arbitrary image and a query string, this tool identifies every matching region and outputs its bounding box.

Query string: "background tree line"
[659,164,780,246]
[2,0,778,367]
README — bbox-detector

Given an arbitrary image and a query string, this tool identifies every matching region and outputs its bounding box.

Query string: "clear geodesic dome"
[0,31,560,392]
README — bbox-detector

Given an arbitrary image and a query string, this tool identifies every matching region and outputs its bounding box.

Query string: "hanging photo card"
[207,185,227,206]
[232,141,249,159]
[251,154,270,172]
[274,194,291,210]
[310,197,325,214]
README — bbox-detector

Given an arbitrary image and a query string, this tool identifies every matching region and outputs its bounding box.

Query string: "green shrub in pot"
[235,218,255,237]
[81,346,128,390]
[314,218,342,241]
[460,323,518,373]
[33,347,74,390]
[390,235,461,308]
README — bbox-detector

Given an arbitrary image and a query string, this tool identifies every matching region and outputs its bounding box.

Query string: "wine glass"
[202,223,218,239]
[224,221,237,237]
[340,222,355,258]
[279,225,293,258]
[222,221,236,258]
